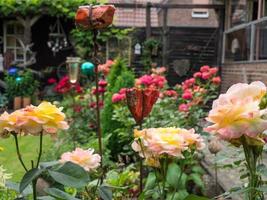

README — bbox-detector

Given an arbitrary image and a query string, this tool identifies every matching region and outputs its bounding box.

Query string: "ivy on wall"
[0,0,106,18]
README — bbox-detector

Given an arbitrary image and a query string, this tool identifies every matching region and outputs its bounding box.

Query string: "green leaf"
[48,162,89,188]
[44,188,80,200]
[6,181,32,196]
[98,185,112,200]
[184,194,209,200]
[191,166,205,174]
[166,162,181,189]
[37,196,56,200]
[144,172,156,191]
[187,173,204,189]
[20,168,43,193]
[166,190,189,200]
[40,161,60,169]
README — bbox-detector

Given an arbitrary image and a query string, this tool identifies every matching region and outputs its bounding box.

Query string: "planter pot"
[23,97,31,107]
[13,97,22,110]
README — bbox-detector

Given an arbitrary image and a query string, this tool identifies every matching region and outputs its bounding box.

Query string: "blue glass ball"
[81,62,95,76]
[8,67,18,76]
[15,77,22,82]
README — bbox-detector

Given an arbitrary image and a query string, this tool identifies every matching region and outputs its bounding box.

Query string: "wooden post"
[162,8,168,67]
[146,2,151,39]
[217,8,225,67]
[224,0,231,30]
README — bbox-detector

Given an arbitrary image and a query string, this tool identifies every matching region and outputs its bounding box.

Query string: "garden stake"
[139,122,143,195]
[92,27,103,182]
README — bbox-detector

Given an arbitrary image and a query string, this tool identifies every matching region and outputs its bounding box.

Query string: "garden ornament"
[66,57,81,84]
[126,87,159,125]
[75,5,115,30]
[126,87,159,193]
[75,5,116,182]
[81,62,95,76]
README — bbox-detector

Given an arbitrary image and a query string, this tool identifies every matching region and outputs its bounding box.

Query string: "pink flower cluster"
[98,60,114,76]
[151,67,167,75]
[177,65,220,113]
[135,74,166,89]
[112,88,127,103]
[193,65,221,84]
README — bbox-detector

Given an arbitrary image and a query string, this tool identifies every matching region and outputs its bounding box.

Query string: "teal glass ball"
[15,77,22,82]
[81,62,95,76]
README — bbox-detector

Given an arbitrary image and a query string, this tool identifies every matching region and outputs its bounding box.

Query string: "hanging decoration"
[47,18,70,56]
[8,67,19,76]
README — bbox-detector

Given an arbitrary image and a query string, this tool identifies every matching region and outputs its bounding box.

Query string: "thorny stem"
[13,133,28,172]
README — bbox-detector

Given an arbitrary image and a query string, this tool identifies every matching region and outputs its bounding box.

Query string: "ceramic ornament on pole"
[75,4,116,180]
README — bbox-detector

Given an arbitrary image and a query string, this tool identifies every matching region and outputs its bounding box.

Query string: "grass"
[0,135,53,182]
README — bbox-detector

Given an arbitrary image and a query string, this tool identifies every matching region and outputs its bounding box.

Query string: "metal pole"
[146,2,152,39]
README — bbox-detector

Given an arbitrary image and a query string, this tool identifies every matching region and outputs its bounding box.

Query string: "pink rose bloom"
[193,72,202,78]
[212,76,221,85]
[119,88,127,94]
[205,81,267,142]
[112,93,125,103]
[201,72,211,80]
[182,92,193,100]
[152,67,167,75]
[200,65,210,72]
[137,75,154,86]
[60,148,101,171]
[98,80,108,87]
[179,103,189,112]
[209,67,219,75]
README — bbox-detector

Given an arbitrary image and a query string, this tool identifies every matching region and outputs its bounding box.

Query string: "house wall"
[221,62,267,92]
[158,0,219,27]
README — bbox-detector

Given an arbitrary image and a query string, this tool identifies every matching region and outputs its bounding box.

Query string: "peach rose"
[132,128,204,165]
[205,82,267,142]
[60,148,101,171]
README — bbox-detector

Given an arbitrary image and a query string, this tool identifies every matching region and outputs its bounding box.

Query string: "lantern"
[66,57,81,84]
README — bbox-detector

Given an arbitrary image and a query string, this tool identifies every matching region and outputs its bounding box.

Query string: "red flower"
[98,80,108,87]
[179,103,189,112]
[89,101,104,108]
[74,105,82,113]
[48,78,57,84]
[126,87,159,124]
[75,85,83,93]
[112,93,125,103]
[182,92,193,100]
[201,72,211,80]
[212,76,221,85]
[92,87,106,95]
[200,65,210,72]
[193,72,202,78]
[164,90,178,98]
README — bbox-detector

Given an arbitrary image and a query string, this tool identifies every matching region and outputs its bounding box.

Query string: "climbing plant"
[0,0,106,18]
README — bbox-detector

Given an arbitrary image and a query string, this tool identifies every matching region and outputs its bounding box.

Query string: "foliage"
[20,70,40,97]
[4,73,23,98]
[0,92,8,109]
[71,27,133,59]
[0,0,106,18]
[141,38,161,71]
[101,59,135,158]
[4,70,39,99]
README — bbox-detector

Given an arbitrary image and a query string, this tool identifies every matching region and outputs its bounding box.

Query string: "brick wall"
[221,62,267,92]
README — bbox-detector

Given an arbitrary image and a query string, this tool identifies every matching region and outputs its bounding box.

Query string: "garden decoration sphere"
[81,62,95,76]
[15,77,22,83]
[8,67,18,76]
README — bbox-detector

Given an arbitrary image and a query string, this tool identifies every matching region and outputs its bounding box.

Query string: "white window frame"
[3,21,26,65]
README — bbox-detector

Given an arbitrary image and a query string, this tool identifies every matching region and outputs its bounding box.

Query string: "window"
[3,21,25,64]
[192,0,209,18]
